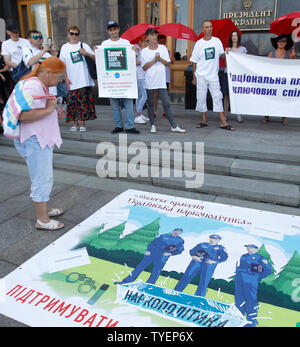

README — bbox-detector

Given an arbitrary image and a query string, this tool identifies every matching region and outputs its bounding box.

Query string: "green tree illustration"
[271,251,300,297]
[257,244,277,284]
[89,222,126,250]
[116,218,161,254]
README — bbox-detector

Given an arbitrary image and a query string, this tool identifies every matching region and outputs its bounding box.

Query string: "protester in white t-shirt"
[190,20,234,131]
[153,34,173,118]
[223,30,247,123]
[134,37,149,124]
[23,30,58,95]
[141,28,185,133]
[59,26,96,132]
[2,25,30,70]
[98,21,140,134]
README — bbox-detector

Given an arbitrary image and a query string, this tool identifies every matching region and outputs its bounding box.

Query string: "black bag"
[81,42,97,80]
[11,60,31,83]
[251,263,264,274]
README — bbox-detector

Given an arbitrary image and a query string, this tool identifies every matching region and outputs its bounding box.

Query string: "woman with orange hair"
[12,56,66,230]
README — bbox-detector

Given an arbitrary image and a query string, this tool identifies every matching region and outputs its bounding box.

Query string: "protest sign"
[0,190,300,327]
[95,45,138,99]
[226,52,300,117]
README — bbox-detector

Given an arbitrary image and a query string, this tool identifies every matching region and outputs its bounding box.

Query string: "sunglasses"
[69,32,80,36]
[278,40,287,43]
[32,35,43,40]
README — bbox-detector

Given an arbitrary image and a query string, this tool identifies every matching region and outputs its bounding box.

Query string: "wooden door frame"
[138,0,195,92]
[17,0,52,39]
[138,0,194,56]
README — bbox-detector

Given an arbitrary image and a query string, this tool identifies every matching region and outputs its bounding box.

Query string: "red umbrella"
[270,11,300,36]
[158,23,198,42]
[197,19,242,49]
[121,24,159,44]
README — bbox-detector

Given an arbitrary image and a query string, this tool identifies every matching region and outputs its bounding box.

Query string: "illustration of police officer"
[235,244,272,327]
[115,228,184,285]
[174,235,228,297]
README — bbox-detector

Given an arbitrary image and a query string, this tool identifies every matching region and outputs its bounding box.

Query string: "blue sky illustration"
[124,205,300,257]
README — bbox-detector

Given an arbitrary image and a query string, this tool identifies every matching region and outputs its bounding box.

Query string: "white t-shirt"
[1,38,30,67]
[23,45,52,68]
[59,42,95,91]
[190,37,224,81]
[23,44,57,95]
[141,44,171,89]
[100,38,131,48]
[134,43,145,80]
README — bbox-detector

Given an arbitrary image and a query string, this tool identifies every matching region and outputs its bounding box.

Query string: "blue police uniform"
[120,233,184,285]
[235,251,272,327]
[174,239,228,297]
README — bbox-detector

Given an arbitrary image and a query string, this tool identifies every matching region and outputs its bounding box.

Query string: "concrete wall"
[194,0,300,56]
[50,0,119,49]
[0,0,19,33]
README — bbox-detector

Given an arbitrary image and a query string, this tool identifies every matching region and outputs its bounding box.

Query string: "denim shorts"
[14,136,54,203]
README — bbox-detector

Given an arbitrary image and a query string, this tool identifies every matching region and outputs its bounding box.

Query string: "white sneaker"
[79,126,86,132]
[134,116,146,124]
[236,114,244,123]
[69,126,78,132]
[150,125,157,133]
[171,125,186,133]
[141,115,149,122]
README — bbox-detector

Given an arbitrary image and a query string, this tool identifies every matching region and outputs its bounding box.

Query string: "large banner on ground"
[226,52,300,118]
[95,45,138,99]
[0,190,300,327]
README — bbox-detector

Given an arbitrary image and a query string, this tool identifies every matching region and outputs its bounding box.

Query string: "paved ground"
[1,104,300,326]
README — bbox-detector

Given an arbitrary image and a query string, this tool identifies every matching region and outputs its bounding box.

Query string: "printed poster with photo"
[95,46,138,99]
[0,190,300,327]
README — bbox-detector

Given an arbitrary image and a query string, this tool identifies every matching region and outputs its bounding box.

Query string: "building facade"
[1,0,299,94]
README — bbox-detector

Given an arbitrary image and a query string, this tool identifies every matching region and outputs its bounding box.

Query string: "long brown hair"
[228,30,242,48]
[21,56,66,80]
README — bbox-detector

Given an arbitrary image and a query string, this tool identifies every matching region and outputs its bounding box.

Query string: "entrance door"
[17,0,52,42]
[138,0,195,93]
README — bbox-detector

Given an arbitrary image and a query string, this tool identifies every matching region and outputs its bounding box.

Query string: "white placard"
[227,52,300,118]
[95,45,138,99]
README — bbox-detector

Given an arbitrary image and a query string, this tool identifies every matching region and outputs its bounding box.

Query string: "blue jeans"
[146,88,176,127]
[109,98,134,129]
[14,136,54,203]
[136,79,147,114]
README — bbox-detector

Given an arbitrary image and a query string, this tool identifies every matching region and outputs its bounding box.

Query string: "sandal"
[220,125,235,131]
[48,208,64,217]
[35,219,64,231]
[196,122,208,128]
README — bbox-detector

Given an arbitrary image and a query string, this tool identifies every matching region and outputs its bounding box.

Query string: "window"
[146,1,160,26]
[17,0,52,42]
[174,0,189,60]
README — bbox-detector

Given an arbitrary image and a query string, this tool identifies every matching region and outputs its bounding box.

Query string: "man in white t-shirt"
[23,30,58,95]
[141,28,185,134]
[99,21,140,134]
[2,25,30,70]
[1,25,30,82]
[190,20,234,131]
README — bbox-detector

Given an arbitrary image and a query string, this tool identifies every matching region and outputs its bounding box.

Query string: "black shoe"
[0,126,3,135]
[111,127,124,134]
[125,128,140,134]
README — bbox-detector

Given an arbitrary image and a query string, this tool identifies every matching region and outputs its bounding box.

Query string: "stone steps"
[1,139,300,207]
[2,136,300,184]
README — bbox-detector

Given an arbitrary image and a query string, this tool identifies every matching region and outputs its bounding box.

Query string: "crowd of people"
[0,20,296,230]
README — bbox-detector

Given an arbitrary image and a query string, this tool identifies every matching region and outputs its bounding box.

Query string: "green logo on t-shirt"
[205,47,215,60]
[70,50,83,64]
